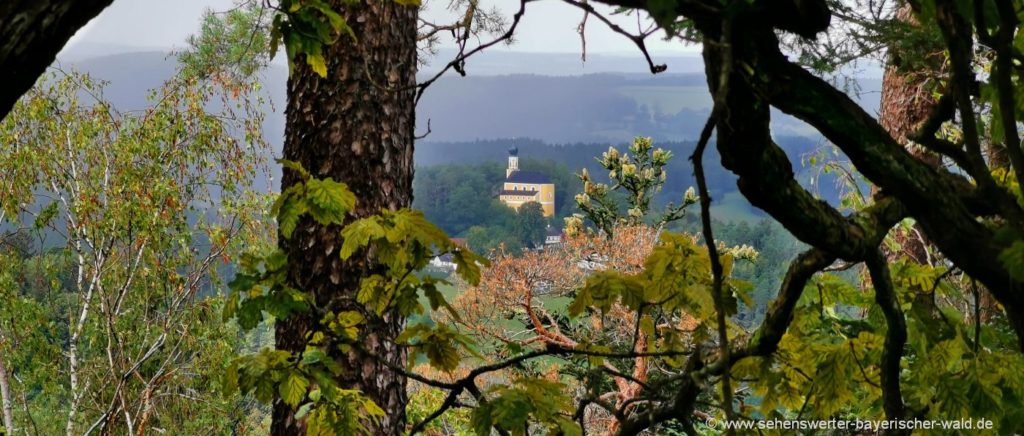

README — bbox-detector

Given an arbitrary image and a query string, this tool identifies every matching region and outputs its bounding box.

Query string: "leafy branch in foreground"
[223,161,488,434]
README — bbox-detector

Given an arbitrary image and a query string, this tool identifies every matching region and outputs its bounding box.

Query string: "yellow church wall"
[499,181,555,217]
[538,184,555,216]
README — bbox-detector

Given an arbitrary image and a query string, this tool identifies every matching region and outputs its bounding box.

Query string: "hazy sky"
[64,0,700,55]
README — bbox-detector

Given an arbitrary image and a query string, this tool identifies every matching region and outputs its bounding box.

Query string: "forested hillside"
[413,136,851,235]
[64,50,881,146]
[61,50,852,233]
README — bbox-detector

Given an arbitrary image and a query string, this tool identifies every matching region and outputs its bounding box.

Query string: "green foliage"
[999,239,1024,282]
[306,177,357,224]
[570,232,747,325]
[647,0,680,29]
[224,161,487,434]
[464,224,523,255]
[397,323,476,372]
[407,386,473,435]
[513,201,548,248]
[303,388,386,436]
[180,5,273,81]
[993,171,1024,281]
[471,378,581,436]
[571,136,697,238]
[224,248,309,329]
[272,159,356,238]
[185,0,419,80]
[0,67,270,433]
[272,0,358,76]
[0,251,65,432]
[224,346,383,435]
[711,219,804,326]
[340,208,486,286]
[731,259,1024,432]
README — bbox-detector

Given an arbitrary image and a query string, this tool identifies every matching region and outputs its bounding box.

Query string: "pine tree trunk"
[272,3,417,434]
[877,4,1000,321]
[877,3,941,264]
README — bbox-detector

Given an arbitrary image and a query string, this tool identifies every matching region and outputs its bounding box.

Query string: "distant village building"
[498,147,555,217]
[429,253,457,270]
[429,238,467,272]
[544,225,563,245]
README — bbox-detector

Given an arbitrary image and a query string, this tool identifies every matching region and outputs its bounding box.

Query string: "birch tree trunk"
[0,353,14,433]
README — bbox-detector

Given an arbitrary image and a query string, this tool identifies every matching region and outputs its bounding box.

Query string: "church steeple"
[498,146,556,217]
[506,146,519,178]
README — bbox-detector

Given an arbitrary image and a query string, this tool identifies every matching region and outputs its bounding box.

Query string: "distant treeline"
[411,155,810,326]
[414,136,840,214]
[412,159,573,253]
[412,137,844,290]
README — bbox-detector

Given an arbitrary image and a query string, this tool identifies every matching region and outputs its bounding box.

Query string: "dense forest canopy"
[1,0,1024,435]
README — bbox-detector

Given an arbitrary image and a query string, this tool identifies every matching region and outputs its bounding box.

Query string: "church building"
[498,147,555,217]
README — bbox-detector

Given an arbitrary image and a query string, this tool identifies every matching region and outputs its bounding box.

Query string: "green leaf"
[471,378,579,435]
[222,361,240,398]
[424,283,461,322]
[274,192,307,239]
[398,324,473,372]
[277,158,311,180]
[305,177,355,225]
[294,402,313,420]
[280,370,310,408]
[33,202,58,230]
[451,250,484,285]
[269,16,283,60]
[301,348,327,365]
[340,217,386,259]
[570,270,645,317]
[307,52,328,77]
[222,288,240,322]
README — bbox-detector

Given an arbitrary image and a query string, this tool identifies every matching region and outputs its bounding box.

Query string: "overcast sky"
[64,0,700,55]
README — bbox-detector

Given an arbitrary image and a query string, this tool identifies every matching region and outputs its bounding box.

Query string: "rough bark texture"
[877,3,941,264]
[0,0,115,120]
[879,7,940,152]
[273,3,418,434]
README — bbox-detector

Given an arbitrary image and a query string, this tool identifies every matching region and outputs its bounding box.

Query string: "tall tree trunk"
[877,3,941,264]
[272,3,417,434]
[878,3,999,323]
[879,5,940,150]
[0,356,14,433]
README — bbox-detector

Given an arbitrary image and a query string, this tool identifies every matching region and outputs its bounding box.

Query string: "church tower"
[498,146,556,217]
[506,146,519,177]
